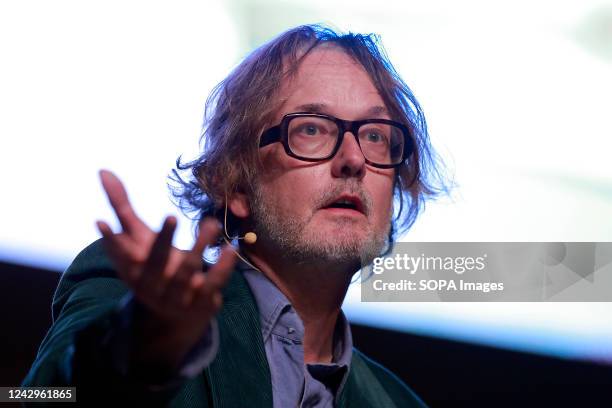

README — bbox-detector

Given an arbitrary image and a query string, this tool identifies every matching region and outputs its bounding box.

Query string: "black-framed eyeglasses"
[259,112,414,169]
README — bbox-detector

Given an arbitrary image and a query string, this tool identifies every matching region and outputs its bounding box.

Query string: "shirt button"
[288,327,295,334]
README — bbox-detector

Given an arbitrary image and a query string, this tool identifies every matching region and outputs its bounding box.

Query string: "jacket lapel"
[338,351,397,408]
[204,268,273,408]
[202,267,396,408]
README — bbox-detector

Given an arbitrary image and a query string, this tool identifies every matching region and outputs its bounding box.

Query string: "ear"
[228,192,250,219]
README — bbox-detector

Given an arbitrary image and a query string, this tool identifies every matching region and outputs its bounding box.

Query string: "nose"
[330,131,366,180]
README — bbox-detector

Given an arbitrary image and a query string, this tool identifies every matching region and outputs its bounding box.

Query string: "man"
[24,25,443,407]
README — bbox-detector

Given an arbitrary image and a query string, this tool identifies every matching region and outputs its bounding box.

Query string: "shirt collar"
[236,256,353,366]
[238,258,291,343]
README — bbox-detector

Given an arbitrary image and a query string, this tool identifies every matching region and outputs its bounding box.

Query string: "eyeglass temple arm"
[259,126,281,147]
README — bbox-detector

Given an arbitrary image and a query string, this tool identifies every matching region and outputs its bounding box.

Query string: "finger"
[192,275,223,315]
[172,218,223,283]
[184,272,207,307]
[189,244,236,313]
[203,243,237,290]
[99,169,148,236]
[96,219,140,282]
[192,217,223,257]
[162,271,211,312]
[159,268,198,308]
[161,218,222,306]
[137,216,177,295]
[96,219,114,239]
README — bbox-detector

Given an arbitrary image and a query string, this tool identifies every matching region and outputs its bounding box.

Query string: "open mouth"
[321,195,365,215]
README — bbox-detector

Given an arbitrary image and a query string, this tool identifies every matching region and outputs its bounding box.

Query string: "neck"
[242,244,355,363]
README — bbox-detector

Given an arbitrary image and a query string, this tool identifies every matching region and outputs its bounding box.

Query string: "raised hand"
[95,169,237,370]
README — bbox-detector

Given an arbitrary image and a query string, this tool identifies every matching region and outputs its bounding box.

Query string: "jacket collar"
[203,266,396,408]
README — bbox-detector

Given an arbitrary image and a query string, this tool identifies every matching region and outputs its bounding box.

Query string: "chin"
[317,226,368,245]
[304,226,378,262]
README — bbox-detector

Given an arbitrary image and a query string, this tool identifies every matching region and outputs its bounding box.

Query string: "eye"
[303,125,319,136]
[295,122,327,137]
[364,130,387,144]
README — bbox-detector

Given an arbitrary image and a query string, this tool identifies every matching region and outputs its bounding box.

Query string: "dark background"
[3,259,612,407]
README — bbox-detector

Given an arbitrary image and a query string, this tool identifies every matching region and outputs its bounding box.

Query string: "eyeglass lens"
[287,116,404,165]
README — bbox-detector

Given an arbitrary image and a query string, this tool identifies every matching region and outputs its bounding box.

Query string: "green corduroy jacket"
[23,239,427,407]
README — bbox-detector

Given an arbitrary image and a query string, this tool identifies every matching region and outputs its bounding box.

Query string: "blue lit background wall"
[1,0,611,363]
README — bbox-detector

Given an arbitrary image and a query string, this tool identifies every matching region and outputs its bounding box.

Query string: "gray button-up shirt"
[239,259,353,408]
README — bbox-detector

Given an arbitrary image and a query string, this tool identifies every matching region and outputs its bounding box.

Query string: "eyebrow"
[292,103,389,118]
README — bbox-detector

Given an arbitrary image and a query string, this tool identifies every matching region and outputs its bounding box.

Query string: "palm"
[96,169,236,326]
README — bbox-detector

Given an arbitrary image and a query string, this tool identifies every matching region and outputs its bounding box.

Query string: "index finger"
[99,169,148,236]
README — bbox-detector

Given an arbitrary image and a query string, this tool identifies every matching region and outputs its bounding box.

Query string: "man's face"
[250,47,395,267]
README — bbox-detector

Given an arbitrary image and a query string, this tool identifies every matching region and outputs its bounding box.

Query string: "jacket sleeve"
[21,239,212,406]
[110,294,220,379]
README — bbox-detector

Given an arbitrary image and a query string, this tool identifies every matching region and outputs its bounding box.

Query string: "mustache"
[314,181,373,216]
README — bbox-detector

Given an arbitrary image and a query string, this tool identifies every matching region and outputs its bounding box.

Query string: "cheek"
[259,168,319,216]
[277,169,320,209]
[260,144,287,178]
[260,149,324,207]
[369,175,395,222]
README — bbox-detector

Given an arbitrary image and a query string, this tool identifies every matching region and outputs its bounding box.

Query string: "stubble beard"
[249,182,391,269]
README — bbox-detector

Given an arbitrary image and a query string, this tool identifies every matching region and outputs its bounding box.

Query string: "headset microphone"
[241,232,258,244]
[223,195,257,244]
